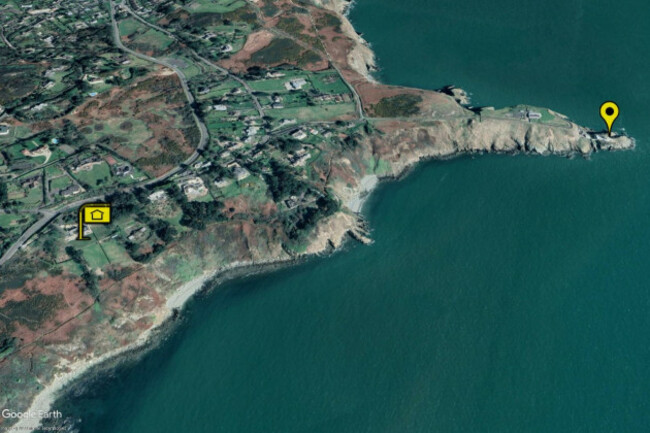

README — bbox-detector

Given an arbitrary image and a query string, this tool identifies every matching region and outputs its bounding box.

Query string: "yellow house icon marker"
[78,203,112,240]
[90,209,105,221]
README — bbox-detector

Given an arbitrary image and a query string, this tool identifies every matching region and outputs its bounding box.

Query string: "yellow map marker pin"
[78,203,112,240]
[600,102,619,137]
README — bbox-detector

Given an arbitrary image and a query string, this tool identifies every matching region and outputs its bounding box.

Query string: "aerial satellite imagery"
[0,0,647,432]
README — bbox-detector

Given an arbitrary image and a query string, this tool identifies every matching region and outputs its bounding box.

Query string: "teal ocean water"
[61,0,650,432]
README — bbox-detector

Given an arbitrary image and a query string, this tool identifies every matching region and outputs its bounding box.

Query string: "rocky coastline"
[4,1,635,431]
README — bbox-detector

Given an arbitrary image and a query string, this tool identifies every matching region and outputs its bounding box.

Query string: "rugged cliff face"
[0,0,633,430]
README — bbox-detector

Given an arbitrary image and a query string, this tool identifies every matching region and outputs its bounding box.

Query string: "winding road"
[120,2,266,118]
[0,197,103,267]
[0,26,16,50]
[0,0,370,268]
[246,0,366,120]
[109,0,209,165]
[0,1,211,268]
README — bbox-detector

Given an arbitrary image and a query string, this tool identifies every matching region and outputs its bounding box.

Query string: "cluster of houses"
[179,176,208,200]
[58,184,81,198]
[148,190,168,203]
[127,226,147,241]
[2,0,109,53]
[178,155,254,198]
[60,223,89,241]
[512,109,543,121]
[19,174,41,189]
[313,94,348,103]
[113,164,132,177]
[71,155,102,173]
[284,192,321,210]
[288,148,311,167]
[226,161,250,181]
[285,78,308,91]
[270,95,284,110]
[82,73,104,85]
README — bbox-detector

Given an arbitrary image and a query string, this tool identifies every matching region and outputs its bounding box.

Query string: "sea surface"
[59,0,650,431]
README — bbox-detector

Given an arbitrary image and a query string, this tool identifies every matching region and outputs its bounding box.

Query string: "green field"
[248,72,313,93]
[195,79,244,100]
[100,240,133,265]
[216,175,269,203]
[186,0,247,13]
[17,186,43,206]
[0,125,31,143]
[50,175,73,191]
[72,162,112,188]
[118,18,141,37]
[248,79,292,93]
[310,72,351,95]
[207,118,245,134]
[5,143,30,161]
[42,69,75,96]
[81,118,152,152]
[81,241,110,269]
[45,164,64,178]
[267,103,357,122]
[133,28,175,53]
[0,214,33,230]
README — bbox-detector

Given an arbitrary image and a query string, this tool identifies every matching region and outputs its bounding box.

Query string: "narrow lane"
[0,1,212,268]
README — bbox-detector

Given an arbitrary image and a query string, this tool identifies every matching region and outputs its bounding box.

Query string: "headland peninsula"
[0,0,633,431]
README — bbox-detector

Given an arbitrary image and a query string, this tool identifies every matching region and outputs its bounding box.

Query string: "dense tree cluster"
[264,160,308,201]
[273,137,302,153]
[105,191,139,218]
[283,195,339,240]
[179,201,225,230]
[148,218,177,243]
[65,246,99,298]
[166,183,225,230]
[0,181,7,206]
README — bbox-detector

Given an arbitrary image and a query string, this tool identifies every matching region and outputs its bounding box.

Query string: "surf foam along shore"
[10,132,634,432]
[5,1,636,431]
[12,119,635,430]
[9,211,371,432]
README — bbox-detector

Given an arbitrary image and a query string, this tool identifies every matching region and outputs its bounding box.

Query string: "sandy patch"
[345,174,378,212]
